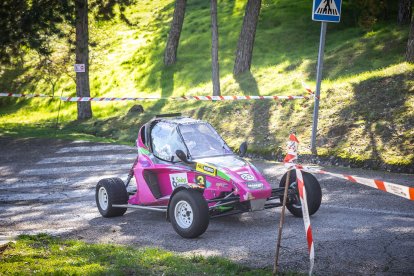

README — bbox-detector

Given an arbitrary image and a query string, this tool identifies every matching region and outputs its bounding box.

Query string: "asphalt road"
[0,137,413,275]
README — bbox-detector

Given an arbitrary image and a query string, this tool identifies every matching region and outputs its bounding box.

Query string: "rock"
[128,104,144,115]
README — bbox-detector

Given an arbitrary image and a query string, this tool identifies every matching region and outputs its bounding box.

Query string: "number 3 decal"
[196,175,206,188]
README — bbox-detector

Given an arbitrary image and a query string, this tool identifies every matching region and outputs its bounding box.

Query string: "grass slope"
[0,234,277,275]
[0,0,413,168]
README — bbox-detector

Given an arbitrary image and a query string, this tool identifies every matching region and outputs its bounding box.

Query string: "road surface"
[0,137,413,275]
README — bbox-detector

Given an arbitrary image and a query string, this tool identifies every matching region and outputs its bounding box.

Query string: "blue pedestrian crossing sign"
[312,0,342,23]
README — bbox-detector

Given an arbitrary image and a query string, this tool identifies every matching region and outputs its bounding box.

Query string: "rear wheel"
[279,171,322,217]
[96,178,128,217]
[169,189,209,238]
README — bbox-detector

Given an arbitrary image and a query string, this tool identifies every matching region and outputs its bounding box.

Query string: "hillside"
[0,0,413,170]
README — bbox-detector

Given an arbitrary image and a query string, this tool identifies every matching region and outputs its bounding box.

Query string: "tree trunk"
[210,0,221,96]
[75,0,92,120]
[233,0,261,75]
[164,0,186,66]
[398,0,412,25]
[407,18,414,62]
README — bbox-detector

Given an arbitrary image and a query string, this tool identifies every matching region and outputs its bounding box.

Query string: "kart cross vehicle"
[96,114,322,238]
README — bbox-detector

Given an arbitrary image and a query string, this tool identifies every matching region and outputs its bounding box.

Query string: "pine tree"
[233,0,262,75]
[164,0,187,66]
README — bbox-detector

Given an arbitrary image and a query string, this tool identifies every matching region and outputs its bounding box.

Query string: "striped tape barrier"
[0,92,313,102]
[284,134,315,276]
[296,168,315,275]
[298,165,414,201]
[301,82,319,100]
[60,95,311,101]
[0,92,51,99]
[282,132,413,275]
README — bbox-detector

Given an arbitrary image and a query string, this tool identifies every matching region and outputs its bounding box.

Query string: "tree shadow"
[234,71,278,153]
[304,27,407,80]
[234,71,259,96]
[145,66,175,115]
[321,72,414,167]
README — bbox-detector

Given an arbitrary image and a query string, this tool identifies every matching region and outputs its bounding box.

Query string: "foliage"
[0,0,74,64]
[343,0,398,29]
[0,0,413,168]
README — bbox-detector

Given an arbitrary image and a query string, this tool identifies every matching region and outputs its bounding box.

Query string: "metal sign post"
[310,22,327,154]
[310,0,342,154]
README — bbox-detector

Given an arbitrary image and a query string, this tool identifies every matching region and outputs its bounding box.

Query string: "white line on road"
[20,163,132,176]
[37,153,137,164]
[0,174,133,189]
[0,201,92,213]
[56,144,134,153]
[0,188,94,202]
[324,204,414,218]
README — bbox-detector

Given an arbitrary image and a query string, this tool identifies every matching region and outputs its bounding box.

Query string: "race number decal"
[196,163,217,176]
[195,175,206,188]
[240,173,255,181]
[169,173,188,189]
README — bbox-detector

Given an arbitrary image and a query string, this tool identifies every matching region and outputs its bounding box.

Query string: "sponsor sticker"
[196,163,217,176]
[169,173,188,189]
[239,173,255,181]
[216,182,229,188]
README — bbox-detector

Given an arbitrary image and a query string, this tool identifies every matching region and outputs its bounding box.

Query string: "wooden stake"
[273,169,291,275]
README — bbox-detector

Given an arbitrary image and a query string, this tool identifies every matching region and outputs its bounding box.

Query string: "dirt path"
[0,137,413,275]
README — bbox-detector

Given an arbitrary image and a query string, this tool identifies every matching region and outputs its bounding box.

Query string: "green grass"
[0,0,413,167]
[0,234,285,275]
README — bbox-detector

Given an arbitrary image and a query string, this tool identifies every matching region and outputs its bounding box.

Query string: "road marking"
[0,188,94,202]
[20,163,132,176]
[56,144,134,153]
[0,201,92,213]
[324,204,414,218]
[0,175,130,189]
[37,153,137,164]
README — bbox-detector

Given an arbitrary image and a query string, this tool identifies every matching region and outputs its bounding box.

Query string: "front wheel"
[169,189,209,238]
[96,178,128,218]
[279,170,322,217]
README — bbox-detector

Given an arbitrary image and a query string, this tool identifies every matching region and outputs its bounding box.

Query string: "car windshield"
[178,123,233,158]
[151,122,187,162]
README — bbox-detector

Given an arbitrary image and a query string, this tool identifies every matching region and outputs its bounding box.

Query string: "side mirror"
[239,142,247,157]
[176,150,193,164]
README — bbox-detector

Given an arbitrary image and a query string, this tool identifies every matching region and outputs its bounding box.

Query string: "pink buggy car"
[96,114,322,238]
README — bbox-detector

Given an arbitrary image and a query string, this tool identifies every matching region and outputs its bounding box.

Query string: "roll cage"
[142,116,233,162]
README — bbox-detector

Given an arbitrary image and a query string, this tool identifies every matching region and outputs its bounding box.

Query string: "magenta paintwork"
[127,124,272,208]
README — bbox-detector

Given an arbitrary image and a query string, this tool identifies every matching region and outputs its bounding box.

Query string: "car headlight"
[246,182,263,190]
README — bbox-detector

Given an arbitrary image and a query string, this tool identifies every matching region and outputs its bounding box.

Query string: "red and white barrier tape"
[282,132,413,275]
[0,92,51,99]
[301,82,320,100]
[296,168,315,275]
[60,95,311,101]
[283,133,299,164]
[300,166,414,201]
[0,92,312,102]
[284,134,314,276]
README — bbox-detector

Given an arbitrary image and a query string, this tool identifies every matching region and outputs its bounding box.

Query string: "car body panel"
[128,117,271,208]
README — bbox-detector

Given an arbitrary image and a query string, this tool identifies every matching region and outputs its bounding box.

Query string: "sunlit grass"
[0,234,280,275]
[0,0,413,167]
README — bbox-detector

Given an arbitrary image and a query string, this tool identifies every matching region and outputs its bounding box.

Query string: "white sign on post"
[74,64,85,73]
[310,0,343,153]
[312,0,342,23]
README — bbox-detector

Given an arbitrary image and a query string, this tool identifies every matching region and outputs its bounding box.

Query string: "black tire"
[169,189,209,238]
[279,170,322,217]
[96,178,128,218]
